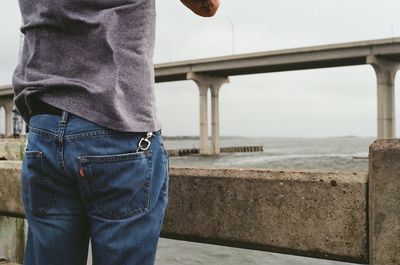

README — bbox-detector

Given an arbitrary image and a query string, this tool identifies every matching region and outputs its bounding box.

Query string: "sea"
[154,136,372,265]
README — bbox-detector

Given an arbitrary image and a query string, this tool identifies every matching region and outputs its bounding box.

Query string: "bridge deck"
[155,37,400,82]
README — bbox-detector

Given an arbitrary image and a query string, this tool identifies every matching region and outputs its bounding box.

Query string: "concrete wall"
[0,139,26,161]
[0,162,25,264]
[163,168,368,263]
[0,161,368,263]
[0,162,24,217]
[4,138,400,265]
[0,216,24,264]
[369,140,400,265]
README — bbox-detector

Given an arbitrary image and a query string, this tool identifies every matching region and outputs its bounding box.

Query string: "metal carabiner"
[136,132,154,152]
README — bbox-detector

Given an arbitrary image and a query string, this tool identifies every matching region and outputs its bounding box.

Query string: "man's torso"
[13,0,160,132]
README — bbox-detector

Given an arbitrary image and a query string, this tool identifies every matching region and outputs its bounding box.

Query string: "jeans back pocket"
[22,151,58,216]
[78,150,152,220]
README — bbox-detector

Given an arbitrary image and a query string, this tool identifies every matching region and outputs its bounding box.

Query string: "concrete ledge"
[162,167,368,263]
[0,162,24,217]
[369,139,400,265]
[0,163,368,263]
[0,139,26,161]
[0,216,24,264]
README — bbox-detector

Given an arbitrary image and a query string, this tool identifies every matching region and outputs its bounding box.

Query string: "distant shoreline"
[163,136,247,140]
[163,135,374,140]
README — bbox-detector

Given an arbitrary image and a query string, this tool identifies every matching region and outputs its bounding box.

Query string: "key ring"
[136,132,154,152]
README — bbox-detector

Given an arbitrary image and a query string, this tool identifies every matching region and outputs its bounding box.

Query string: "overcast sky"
[1,0,400,137]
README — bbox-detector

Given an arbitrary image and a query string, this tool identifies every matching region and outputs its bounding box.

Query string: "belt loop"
[60,111,69,124]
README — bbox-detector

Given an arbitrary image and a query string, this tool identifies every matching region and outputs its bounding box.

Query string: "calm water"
[163,136,372,172]
[155,136,372,265]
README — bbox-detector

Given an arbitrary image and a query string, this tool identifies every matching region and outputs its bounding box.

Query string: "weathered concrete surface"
[0,162,24,217]
[369,140,400,265]
[0,163,368,263]
[0,139,26,161]
[162,168,368,263]
[0,216,25,264]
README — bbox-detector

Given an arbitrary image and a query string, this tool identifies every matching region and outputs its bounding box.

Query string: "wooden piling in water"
[166,145,263,157]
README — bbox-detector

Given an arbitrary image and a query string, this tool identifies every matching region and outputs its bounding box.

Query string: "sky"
[1,0,400,137]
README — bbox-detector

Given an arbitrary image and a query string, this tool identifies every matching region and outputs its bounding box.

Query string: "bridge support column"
[368,56,399,139]
[187,73,229,155]
[4,103,14,137]
[199,85,209,155]
[211,78,229,155]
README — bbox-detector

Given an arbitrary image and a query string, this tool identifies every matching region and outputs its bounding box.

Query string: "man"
[13,0,220,264]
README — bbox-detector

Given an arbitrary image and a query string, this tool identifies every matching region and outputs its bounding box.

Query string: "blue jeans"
[21,111,169,265]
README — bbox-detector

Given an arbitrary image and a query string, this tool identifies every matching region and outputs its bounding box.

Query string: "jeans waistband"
[29,111,162,138]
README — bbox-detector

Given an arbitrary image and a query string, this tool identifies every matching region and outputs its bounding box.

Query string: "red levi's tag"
[79,167,85,177]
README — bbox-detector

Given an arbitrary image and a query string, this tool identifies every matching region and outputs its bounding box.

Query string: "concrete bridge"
[155,38,400,154]
[0,85,15,137]
[1,139,400,264]
[1,38,400,154]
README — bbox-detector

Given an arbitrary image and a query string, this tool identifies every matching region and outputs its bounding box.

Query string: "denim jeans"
[21,111,169,265]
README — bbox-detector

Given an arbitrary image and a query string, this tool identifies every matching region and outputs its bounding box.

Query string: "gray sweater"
[13,0,161,132]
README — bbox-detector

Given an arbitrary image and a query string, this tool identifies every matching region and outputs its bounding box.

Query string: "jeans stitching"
[78,150,150,163]
[95,155,152,219]
[28,126,58,139]
[23,151,58,216]
[80,151,153,219]
[24,150,43,158]
[146,154,153,212]
[65,130,119,142]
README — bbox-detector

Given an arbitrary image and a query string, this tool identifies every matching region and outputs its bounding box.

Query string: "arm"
[180,0,220,17]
